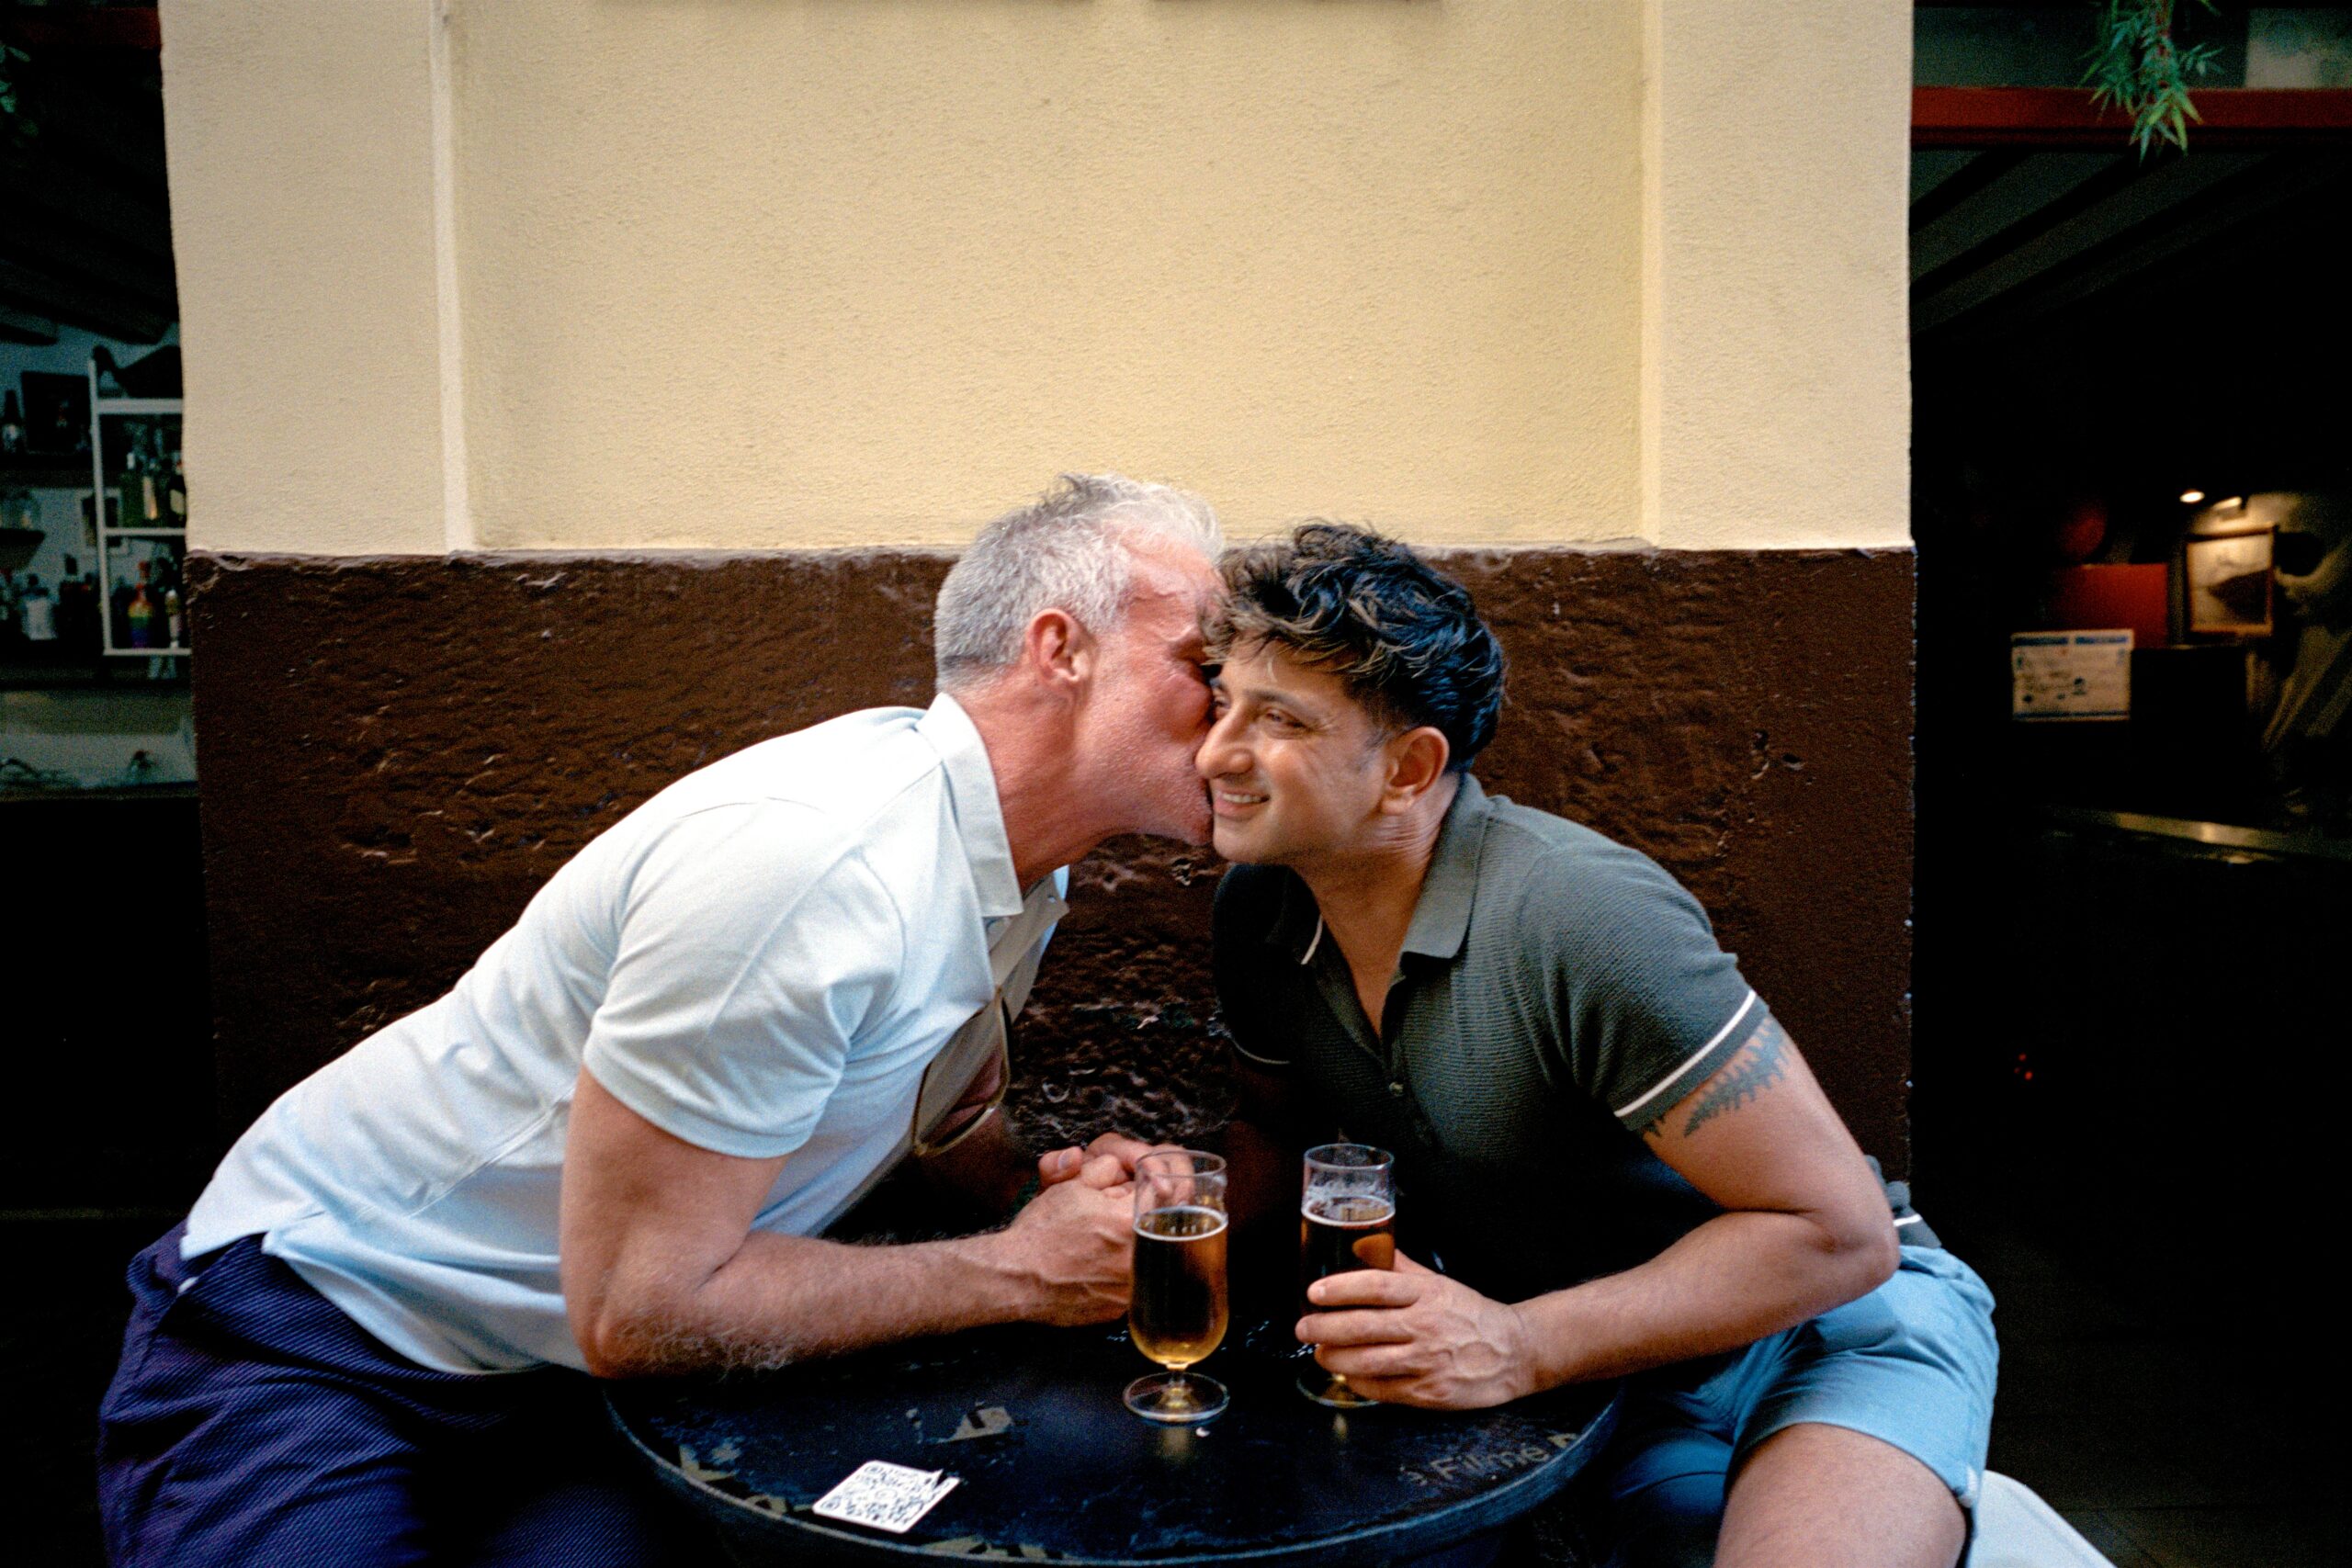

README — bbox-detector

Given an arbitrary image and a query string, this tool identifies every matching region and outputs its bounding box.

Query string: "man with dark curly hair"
[1204,524,1996,1568]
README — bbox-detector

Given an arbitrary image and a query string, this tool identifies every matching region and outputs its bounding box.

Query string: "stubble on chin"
[1208,821,1264,863]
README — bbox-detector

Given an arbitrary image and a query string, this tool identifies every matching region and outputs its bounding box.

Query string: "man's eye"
[1264,711,1300,732]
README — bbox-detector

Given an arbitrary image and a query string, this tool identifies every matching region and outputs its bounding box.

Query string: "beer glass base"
[1298,1371,1382,1409]
[1124,1371,1227,1425]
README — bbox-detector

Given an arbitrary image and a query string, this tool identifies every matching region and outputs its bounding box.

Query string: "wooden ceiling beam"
[0,166,174,262]
[0,256,170,344]
[0,304,61,345]
[0,215,175,317]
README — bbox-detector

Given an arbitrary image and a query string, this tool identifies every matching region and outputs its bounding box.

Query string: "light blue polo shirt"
[184,694,1064,1374]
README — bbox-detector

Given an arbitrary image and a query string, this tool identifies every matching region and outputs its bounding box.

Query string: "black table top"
[609,1314,1619,1566]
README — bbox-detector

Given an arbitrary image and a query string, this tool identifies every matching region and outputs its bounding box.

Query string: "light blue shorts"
[1591,1245,1998,1566]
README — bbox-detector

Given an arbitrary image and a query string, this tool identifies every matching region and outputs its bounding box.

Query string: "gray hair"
[934,473,1224,688]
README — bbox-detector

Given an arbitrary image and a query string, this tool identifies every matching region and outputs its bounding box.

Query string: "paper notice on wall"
[2011,630,2132,721]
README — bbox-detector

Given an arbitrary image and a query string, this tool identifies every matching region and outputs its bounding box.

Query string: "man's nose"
[1196,711,1243,779]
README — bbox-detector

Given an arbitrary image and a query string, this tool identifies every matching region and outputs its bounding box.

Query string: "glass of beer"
[1124,1150,1231,1425]
[1298,1143,1396,1408]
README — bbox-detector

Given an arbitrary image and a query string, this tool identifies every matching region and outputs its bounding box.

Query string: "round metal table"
[609,1314,1619,1565]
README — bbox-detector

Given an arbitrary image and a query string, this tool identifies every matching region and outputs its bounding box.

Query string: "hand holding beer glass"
[1125,1150,1230,1424]
[1298,1143,1396,1408]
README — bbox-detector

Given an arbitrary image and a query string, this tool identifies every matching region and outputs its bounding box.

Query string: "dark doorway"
[1911,127,2351,1563]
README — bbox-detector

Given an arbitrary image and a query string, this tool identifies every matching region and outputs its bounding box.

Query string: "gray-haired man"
[98,475,1222,1567]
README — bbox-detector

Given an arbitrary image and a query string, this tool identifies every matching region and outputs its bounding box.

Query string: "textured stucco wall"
[163,1,1914,555]
[160,0,452,557]
[187,547,1916,1170]
[1644,0,1913,549]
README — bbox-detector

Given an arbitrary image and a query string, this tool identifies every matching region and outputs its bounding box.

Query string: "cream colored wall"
[451,0,1641,550]
[1645,0,1913,549]
[164,0,452,557]
[168,0,1911,556]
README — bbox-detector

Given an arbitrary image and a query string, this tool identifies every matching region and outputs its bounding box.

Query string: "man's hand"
[1298,1252,1534,1410]
[1035,1133,1167,1187]
[560,1072,1145,1377]
[989,1151,1136,1325]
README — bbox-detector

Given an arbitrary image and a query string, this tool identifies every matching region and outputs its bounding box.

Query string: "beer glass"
[1297,1143,1396,1408]
[1125,1150,1231,1424]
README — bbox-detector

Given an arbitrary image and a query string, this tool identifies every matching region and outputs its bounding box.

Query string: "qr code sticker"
[810,1460,961,1534]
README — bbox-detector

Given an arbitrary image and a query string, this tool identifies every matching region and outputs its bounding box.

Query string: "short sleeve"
[1213,864,1294,1069]
[1529,847,1767,1133]
[582,804,904,1159]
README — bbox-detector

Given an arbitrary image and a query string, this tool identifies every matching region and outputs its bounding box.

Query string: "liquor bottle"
[139,436,162,525]
[56,554,97,656]
[127,561,158,649]
[168,451,187,524]
[19,573,55,643]
[119,449,143,533]
[79,569,101,655]
[1,391,23,454]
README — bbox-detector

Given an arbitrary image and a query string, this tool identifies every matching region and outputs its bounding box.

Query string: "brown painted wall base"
[187,546,1915,1168]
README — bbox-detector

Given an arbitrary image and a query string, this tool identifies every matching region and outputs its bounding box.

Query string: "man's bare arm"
[1306,1015,1898,1406]
[1520,1017,1899,1379]
[559,1069,1136,1378]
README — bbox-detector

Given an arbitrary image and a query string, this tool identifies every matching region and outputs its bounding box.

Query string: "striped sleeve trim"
[1611,990,1764,1130]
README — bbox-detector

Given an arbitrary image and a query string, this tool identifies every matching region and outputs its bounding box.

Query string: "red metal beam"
[1914,86,2352,149]
[1,6,162,54]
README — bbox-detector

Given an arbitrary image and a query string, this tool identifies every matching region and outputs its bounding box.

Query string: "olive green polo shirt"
[1213,775,1772,1303]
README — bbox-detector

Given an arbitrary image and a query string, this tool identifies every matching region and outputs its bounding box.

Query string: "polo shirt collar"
[1267,872,1325,964]
[1399,773,1491,962]
[1264,773,1494,966]
[916,693,1025,919]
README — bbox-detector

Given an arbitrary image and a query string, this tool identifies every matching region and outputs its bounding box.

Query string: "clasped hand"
[1299,1253,1533,1409]
[993,1134,1164,1325]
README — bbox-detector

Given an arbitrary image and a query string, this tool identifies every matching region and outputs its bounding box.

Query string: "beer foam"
[1133,1203,1229,1239]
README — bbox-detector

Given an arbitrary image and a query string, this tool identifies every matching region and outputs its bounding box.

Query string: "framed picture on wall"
[18,371,92,457]
[2184,530,2274,637]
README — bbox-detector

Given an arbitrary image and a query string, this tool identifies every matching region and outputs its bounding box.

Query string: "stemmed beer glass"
[1297,1143,1396,1408]
[1124,1150,1231,1424]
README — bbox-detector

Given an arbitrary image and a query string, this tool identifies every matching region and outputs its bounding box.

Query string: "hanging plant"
[2084,0,2223,156]
[1,42,28,122]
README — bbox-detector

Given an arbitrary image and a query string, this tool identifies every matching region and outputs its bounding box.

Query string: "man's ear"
[1020,609,1093,695]
[1378,727,1452,812]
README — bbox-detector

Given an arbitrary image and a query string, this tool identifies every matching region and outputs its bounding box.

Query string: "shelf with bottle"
[101,536,187,660]
[85,359,188,667]
[94,409,186,537]
[0,537,119,681]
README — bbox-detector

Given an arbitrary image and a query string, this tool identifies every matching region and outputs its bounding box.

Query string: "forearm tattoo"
[1679,1016,1790,1137]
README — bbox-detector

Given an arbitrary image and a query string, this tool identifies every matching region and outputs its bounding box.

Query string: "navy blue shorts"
[96,1225,714,1567]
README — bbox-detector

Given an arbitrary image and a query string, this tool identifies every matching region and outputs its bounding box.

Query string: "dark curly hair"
[1207,523,1506,773]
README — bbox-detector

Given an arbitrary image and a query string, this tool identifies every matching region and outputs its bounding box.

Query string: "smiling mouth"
[1214,788,1268,811]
